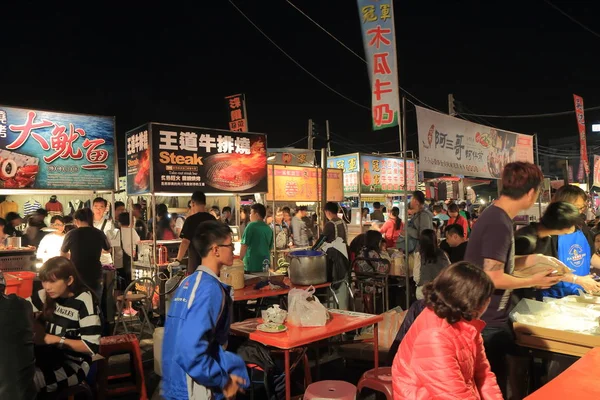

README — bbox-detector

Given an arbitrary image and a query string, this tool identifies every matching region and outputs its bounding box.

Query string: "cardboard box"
[514,322,600,357]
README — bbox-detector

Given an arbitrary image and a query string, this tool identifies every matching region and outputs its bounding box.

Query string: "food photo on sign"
[0,106,115,190]
[150,124,267,193]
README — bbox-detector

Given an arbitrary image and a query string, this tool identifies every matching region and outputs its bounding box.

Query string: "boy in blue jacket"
[162,220,249,400]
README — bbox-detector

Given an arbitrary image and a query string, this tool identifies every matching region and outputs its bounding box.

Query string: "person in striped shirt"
[28,256,101,394]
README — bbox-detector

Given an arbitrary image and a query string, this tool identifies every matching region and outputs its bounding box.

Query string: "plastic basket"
[6,271,36,298]
[4,274,22,295]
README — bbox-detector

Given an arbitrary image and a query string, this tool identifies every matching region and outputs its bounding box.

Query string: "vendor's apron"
[542,230,590,298]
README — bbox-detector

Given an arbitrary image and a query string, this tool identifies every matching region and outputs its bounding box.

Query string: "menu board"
[360,155,417,193]
[150,124,268,194]
[266,166,343,202]
[328,153,360,194]
[0,106,115,190]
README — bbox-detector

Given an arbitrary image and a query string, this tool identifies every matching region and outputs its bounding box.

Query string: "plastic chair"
[113,277,155,338]
[99,334,148,400]
[357,367,393,400]
[304,380,357,400]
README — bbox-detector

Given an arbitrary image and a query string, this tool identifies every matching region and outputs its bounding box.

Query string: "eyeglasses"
[216,243,235,250]
[576,204,588,212]
[52,223,65,227]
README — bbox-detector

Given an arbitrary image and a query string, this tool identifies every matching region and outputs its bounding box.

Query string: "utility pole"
[326,120,331,157]
[307,119,313,150]
[448,93,456,116]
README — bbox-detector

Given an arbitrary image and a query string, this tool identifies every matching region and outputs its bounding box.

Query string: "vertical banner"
[126,125,151,195]
[574,94,589,176]
[594,155,600,188]
[578,161,585,183]
[225,93,248,132]
[357,0,400,130]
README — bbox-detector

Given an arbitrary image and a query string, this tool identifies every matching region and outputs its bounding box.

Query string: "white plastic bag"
[287,286,328,327]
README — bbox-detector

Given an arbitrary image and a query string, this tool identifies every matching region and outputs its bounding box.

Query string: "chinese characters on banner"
[573,94,589,176]
[267,148,315,167]
[328,153,416,194]
[126,127,151,195]
[356,0,400,130]
[416,106,534,179]
[147,124,267,193]
[593,155,600,188]
[225,94,248,132]
[0,106,114,190]
[266,166,344,202]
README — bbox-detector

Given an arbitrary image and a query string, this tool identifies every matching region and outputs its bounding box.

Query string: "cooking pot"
[287,250,327,286]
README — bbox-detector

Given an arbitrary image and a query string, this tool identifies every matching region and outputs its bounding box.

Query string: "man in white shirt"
[92,197,115,267]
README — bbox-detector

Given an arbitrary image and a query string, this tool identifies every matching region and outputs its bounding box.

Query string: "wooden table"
[233,282,331,302]
[231,309,383,400]
[525,347,600,399]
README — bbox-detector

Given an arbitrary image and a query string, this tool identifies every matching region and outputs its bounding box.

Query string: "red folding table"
[231,310,383,400]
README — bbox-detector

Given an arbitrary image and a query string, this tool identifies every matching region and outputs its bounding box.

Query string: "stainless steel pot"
[287,250,327,285]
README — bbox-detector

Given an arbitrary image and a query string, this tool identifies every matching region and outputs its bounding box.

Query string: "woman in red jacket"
[447,203,468,239]
[392,262,502,400]
[378,206,403,248]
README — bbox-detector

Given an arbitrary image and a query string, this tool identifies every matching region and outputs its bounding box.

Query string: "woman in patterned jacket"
[28,256,101,394]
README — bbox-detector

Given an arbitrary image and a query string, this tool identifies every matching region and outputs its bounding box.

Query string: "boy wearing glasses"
[162,220,248,400]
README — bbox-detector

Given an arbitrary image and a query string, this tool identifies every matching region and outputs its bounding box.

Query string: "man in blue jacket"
[162,220,249,400]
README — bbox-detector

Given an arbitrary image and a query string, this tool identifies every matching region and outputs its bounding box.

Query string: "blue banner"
[0,106,115,190]
[356,0,400,130]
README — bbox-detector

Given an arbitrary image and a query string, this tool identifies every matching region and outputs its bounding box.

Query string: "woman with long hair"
[392,262,502,399]
[355,230,391,274]
[414,228,450,300]
[157,215,177,240]
[37,216,67,263]
[28,257,101,394]
[239,206,250,238]
[378,206,403,248]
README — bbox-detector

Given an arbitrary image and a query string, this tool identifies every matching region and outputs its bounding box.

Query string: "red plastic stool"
[99,334,148,400]
[304,380,357,400]
[357,367,392,400]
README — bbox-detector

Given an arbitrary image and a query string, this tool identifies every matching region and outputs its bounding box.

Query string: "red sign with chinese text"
[225,94,248,132]
[574,94,590,177]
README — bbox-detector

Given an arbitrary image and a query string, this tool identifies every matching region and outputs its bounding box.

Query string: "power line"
[283,136,309,147]
[544,0,600,40]
[459,105,600,119]
[285,0,445,114]
[228,0,370,111]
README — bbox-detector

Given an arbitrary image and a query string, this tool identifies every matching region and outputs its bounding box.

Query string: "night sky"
[3,0,600,172]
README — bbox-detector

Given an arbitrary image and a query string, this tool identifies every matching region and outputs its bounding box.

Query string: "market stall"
[327,153,418,242]
[0,105,116,278]
[265,159,344,265]
[125,123,268,317]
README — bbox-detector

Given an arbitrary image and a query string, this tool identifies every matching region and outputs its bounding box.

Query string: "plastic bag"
[287,286,328,327]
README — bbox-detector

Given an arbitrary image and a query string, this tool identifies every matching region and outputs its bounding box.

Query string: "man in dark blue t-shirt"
[464,162,561,398]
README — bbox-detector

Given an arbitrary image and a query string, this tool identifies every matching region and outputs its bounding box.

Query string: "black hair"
[192,220,233,258]
[540,201,580,230]
[373,202,381,208]
[251,203,266,219]
[423,261,495,324]
[222,206,232,214]
[448,203,459,213]
[132,203,142,211]
[240,206,251,223]
[92,197,107,207]
[296,206,308,212]
[433,205,443,213]
[419,228,439,264]
[114,201,125,209]
[6,212,21,223]
[445,223,465,238]
[73,208,94,226]
[157,216,174,240]
[281,206,291,214]
[361,207,369,215]
[118,212,131,226]
[363,230,383,255]
[35,208,48,217]
[391,206,401,230]
[412,191,425,205]
[156,204,168,217]
[50,215,64,224]
[324,202,339,215]
[191,191,207,206]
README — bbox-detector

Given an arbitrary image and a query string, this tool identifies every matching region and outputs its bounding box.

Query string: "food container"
[220,259,245,289]
[7,236,21,248]
[287,250,327,286]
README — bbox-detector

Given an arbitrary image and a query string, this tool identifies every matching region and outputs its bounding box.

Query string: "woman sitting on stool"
[28,256,101,394]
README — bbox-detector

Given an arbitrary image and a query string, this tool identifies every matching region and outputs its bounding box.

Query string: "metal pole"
[326,120,331,157]
[271,165,277,270]
[308,119,313,151]
[534,134,542,219]
[321,148,328,214]
[448,93,456,116]
[402,97,410,308]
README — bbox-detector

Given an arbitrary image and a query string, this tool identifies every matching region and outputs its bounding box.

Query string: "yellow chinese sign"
[266,166,344,202]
